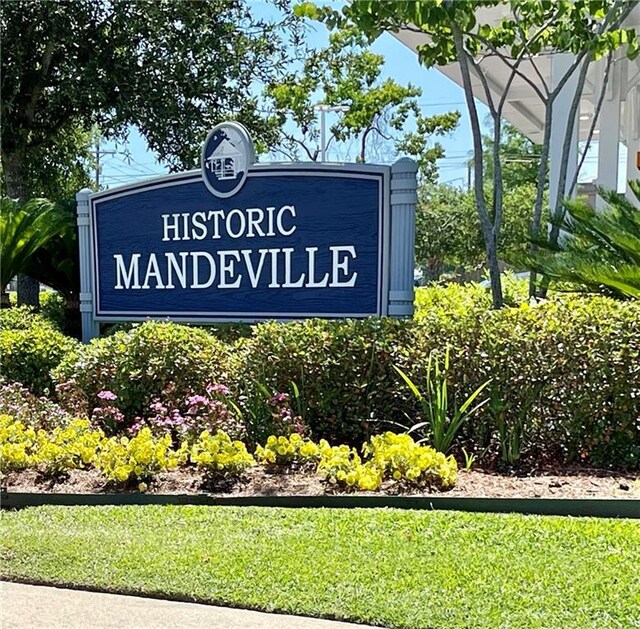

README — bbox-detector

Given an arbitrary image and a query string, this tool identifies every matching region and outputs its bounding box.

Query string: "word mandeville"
[112,204,359,290]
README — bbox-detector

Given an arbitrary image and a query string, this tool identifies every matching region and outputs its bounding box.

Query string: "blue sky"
[98,1,611,191]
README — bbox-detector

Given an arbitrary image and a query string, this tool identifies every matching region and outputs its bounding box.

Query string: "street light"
[313,103,349,162]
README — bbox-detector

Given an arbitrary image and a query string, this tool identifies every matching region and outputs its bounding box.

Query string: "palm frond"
[524,181,640,300]
[0,198,68,290]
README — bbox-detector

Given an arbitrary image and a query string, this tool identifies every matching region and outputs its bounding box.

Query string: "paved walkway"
[1,582,379,629]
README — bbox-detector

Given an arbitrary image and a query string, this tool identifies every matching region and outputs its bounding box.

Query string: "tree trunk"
[2,151,28,199]
[0,289,11,308]
[2,150,40,308]
[451,23,503,308]
[16,275,40,308]
[485,231,503,309]
[63,301,82,340]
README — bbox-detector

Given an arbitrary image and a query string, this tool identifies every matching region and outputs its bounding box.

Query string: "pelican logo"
[202,122,255,198]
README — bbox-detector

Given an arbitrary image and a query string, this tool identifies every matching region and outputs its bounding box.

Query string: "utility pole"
[95,142,116,189]
[313,104,349,162]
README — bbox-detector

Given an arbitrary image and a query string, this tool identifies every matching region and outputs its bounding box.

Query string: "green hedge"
[3,285,638,469]
[232,290,640,467]
[53,321,229,420]
[230,317,414,444]
[0,308,77,395]
[409,293,640,468]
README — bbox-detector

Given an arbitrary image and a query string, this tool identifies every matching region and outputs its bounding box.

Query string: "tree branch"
[568,52,614,197]
[452,21,503,307]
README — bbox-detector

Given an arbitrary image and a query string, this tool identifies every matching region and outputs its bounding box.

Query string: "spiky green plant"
[525,181,640,299]
[0,197,68,304]
[23,200,80,306]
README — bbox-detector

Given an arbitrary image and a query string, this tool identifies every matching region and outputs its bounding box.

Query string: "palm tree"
[0,197,68,307]
[23,200,80,308]
[525,181,640,300]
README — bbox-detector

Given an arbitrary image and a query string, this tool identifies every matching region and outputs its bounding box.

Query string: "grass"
[1,506,638,629]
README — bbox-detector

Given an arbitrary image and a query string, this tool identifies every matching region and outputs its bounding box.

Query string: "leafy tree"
[299,0,638,307]
[416,182,541,278]
[524,182,640,299]
[264,29,459,179]
[415,184,481,278]
[1,0,299,192]
[0,126,95,201]
[1,0,301,305]
[481,122,544,191]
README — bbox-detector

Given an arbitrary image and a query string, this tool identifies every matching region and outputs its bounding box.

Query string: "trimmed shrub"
[53,321,230,423]
[0,305,52,331]
[407,295,640,468]
[231,290,640,469]
[230,317,414,445]
[0,317,77,395]
[40,291,67,330]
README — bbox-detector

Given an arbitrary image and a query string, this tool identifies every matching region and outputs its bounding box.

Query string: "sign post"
[77,122,416,342]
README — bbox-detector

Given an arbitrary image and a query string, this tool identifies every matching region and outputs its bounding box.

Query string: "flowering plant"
[0,381,75,430]
[91,390,125,435]
[129,382,244,445]
[95,427,180,484]
[234,381,306,447]
[255,433,327,466]
[189,429,255,476]
[362,432,458,489]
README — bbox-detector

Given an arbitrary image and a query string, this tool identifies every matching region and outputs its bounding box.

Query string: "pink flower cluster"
[91,390,124,433]
[128,382,243,444]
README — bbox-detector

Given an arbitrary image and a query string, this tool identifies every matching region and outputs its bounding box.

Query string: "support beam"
[549,53,579,215]
[596,59,621,209]
[625,84,640,207]
[388,158,417,318]
[76,188,100,343]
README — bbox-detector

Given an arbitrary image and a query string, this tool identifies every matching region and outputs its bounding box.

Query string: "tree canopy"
[481,122,543,191]
[298,0,638,306]
[415,182,542,278]
[264,29,459,179]
[1,0,301,196]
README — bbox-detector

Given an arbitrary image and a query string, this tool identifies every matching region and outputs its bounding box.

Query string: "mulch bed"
[3,466,639,500]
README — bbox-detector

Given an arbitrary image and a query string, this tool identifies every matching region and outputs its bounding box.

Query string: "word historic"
[112,204,358,291]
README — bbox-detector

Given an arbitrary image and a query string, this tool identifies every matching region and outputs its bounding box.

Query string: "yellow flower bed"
[363,432,458,489]
[189,429,255,475]
[95,428,180,483]
[317,444,383,491]
[34,419,104,475]
[0,414,37,473]
[2,414,457,493]
[255,433,328,465]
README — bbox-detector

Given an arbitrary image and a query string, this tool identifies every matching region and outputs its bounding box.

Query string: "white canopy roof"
[392,4,640,144]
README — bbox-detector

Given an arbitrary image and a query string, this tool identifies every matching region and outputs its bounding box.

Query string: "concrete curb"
[2,491,638,518]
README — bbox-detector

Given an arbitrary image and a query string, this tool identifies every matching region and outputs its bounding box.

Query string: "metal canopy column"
[624,84,640,207]
[596,59,621,209]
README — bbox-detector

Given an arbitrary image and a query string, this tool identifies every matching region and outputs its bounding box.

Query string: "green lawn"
[1,506,638,629]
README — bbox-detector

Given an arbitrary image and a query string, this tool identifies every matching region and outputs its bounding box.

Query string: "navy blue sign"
[91,156,390,321]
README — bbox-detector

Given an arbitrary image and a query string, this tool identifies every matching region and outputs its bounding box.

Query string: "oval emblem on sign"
[202,122,255,198]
